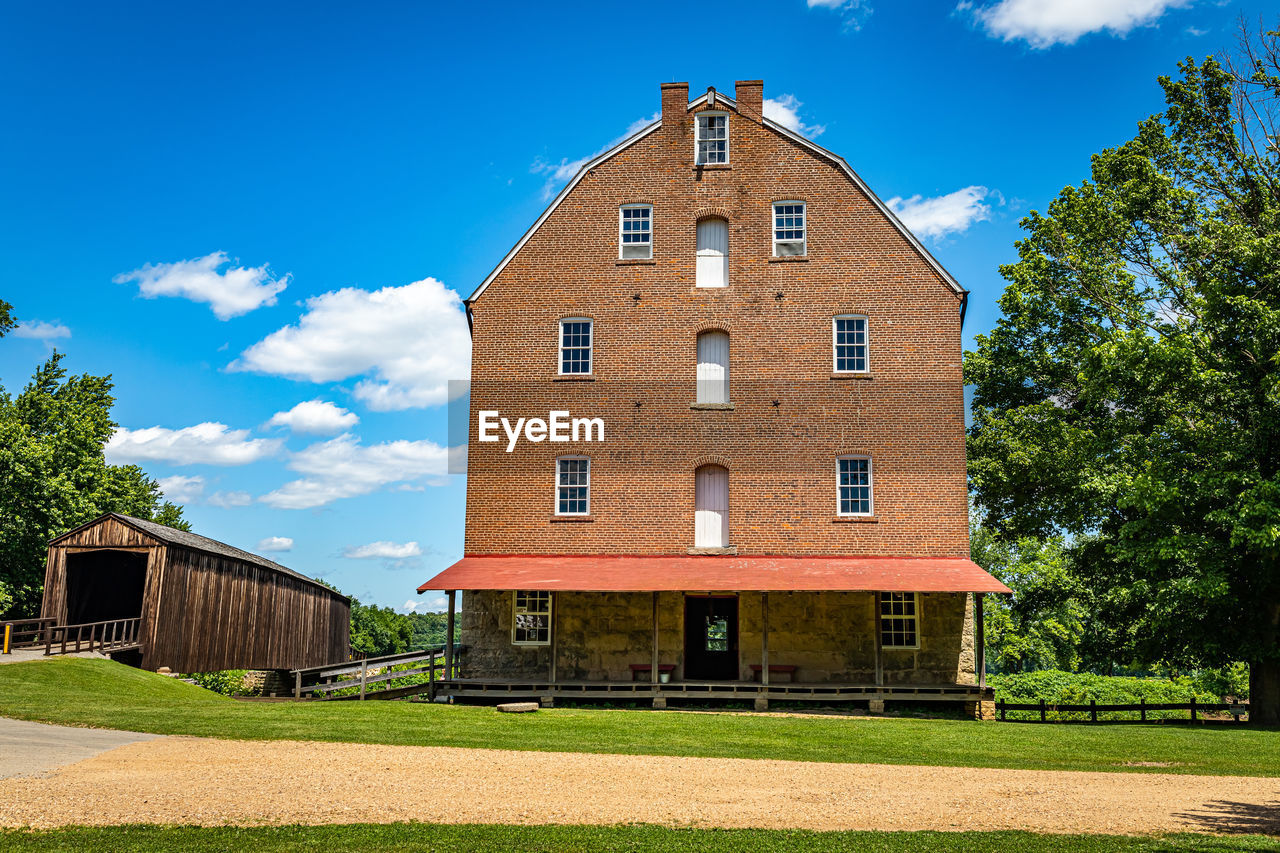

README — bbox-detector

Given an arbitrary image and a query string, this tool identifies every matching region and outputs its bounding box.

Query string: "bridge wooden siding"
[40,513,349,673]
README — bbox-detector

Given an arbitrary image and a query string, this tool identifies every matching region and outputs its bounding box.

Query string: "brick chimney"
[661,81,689,138]
[736,80,763,122]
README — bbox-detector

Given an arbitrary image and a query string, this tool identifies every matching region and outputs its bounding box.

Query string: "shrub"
[185,670,249,696]
[988,670,1219,721]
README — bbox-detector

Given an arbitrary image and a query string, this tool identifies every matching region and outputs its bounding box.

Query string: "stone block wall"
[461,589,975,684]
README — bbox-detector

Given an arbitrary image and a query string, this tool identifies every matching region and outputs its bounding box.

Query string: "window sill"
[551,515,595,523]
[692,164,731,172]
[830,373,873,381]
[553,375,596,382]
[768,256,808,263]
[690,402,734,410]
[616,259,656,266]
[687,545,737,555]
[833,516,878,523]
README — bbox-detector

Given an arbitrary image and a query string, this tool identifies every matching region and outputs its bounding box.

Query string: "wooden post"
[998,700,1006,722]
[359,659,368,700]
[974,593,986,690]
[445,590,456,679]
[873,592,883,687]
[1090,699,1097,723]
[1140,698,1146,722]
[761,592,770,689]
[651,592,660,689]
[548,592,557,685]
[1190,697,1197,722]
[294,670,302,700]
[1039,699,1046,722]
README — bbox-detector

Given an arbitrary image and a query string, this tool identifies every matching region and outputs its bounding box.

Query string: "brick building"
[419,80,1008,711]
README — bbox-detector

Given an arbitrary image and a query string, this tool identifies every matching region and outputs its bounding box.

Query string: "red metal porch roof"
[417,554,1011,594]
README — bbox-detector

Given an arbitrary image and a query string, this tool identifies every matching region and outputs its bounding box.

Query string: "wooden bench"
[749,664,797,683]
[629,663,676,682]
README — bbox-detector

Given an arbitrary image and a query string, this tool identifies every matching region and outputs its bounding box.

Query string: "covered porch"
[419,555,1010,711]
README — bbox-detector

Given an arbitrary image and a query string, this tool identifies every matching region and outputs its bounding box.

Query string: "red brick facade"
[464,81,969,560]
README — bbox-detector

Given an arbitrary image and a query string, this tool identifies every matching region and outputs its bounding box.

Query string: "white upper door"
[696,218,729,288]
[694,464,729,548]
[696,331,730,403]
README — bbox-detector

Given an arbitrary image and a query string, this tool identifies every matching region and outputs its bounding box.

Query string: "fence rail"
[996,697,1249,723]
[43,617,142,656]
[2,618,57,652]
[290,644,464,700]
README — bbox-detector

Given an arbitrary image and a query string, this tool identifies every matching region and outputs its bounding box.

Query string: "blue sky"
[0,0,1268,611]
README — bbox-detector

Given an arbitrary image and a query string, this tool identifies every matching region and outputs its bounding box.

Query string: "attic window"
[696,114,728,165]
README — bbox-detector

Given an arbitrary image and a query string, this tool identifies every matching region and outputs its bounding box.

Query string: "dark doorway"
[64,550,147,624]
[684,595,739,680]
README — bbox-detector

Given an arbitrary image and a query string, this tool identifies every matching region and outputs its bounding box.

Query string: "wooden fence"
[290,644,463,700]
[43,617,142,656]
[2,618,57,652]
[996,698,1249,723]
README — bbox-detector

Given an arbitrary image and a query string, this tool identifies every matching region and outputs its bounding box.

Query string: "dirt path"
[1,734,1276,835]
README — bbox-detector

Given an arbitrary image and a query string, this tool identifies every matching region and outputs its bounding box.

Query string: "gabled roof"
[467,90,966,306]
[51,512,346,598]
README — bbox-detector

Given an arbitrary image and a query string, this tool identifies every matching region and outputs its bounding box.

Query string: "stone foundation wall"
[461,590,975,684]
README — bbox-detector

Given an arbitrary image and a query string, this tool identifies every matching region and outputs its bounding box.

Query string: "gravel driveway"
[1,732,1277,835]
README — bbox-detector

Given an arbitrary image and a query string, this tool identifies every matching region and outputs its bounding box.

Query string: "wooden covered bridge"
[30,513,349,672]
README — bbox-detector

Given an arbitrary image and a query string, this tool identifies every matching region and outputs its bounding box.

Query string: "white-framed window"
[556,456,590,516]
[695,113,729,165]
[619,204,652,259]
[833,315,869,373]
[696,218,729,288]
[696,330,730,403]
[837,456,873,516]
[559,318,592,375]
[513,590,552,646]
[694,464,729,547]
[773,201,806,256]
[880,592,919,649]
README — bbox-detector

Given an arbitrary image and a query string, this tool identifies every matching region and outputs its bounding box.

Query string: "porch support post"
[549,592,558,684]
[873,591,883,687]
[975,593,986,690]
[756,591,770,712]
[445,590,456,678]
[651,592,659,687]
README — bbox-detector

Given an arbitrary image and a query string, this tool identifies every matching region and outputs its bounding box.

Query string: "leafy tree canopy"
[966,30,1280,722]
[0,299,14,338]
[0,353,187,617]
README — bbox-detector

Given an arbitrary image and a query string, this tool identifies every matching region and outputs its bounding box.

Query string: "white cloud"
[532,113,659,200]
[231,278,470,411]
[807,0,873,31]
[343,541,424,559]
[259,433,451,509]
[256,536,294,552]
[113,251,289,320]
[267,400,359,435]
[207,490,253,508]
[763,95,826,138]
[106,423,283,466]
[887,186,994,240]
[157,475,205,504]
[14,321,71,341]
[959,0,1190,48]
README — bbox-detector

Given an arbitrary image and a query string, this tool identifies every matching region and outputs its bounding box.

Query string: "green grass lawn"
[1,658,1277,777]
[2,825,1277,853]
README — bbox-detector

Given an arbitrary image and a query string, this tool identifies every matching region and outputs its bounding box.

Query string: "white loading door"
[695,465,729,548]
[696,218,728,288]
[696,331,730,403]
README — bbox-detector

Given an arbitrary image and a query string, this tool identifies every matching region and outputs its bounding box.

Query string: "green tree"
[971,516,1085,673]
[0,299,14,338]
[966,31,1280,723]
[408,611,448,648]
[0,353,187,617]
[349,598,414,658]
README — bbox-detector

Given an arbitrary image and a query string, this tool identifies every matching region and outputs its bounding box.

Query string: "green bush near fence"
[183,670,250,697]
[989,671,1222,721]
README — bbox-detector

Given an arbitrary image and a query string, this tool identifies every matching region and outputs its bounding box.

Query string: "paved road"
[0,717,158,779]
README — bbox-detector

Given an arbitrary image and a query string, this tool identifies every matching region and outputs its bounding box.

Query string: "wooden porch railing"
[290,644,464,700]
[43,617,143,656]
